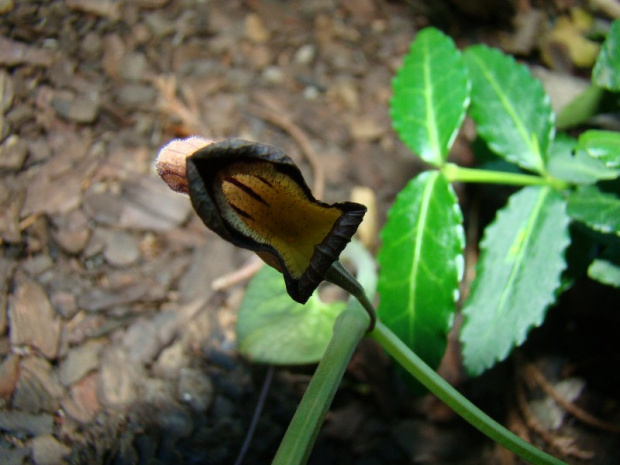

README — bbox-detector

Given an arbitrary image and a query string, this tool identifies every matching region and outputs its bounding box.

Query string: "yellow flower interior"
[215,161,341,279]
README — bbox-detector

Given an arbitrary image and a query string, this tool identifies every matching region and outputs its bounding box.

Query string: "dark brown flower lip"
[185,138,367,304]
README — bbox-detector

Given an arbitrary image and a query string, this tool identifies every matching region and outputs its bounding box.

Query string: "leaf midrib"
[469,52,544,173]
[485,187,549,340]
[407,173,437,342]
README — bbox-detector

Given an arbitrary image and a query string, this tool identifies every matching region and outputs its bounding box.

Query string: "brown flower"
[157,137,366,304]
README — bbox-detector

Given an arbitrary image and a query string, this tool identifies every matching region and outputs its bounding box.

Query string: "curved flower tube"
[157,137,368,306]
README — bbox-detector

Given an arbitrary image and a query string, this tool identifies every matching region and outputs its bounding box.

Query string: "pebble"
[0,135,28,170]
[13,356,65,413]
[50,94,99,123]
[177,367,214,413]
[122,318,161,365]
[293,44,316,65]
[0,353,20,399]
[119,52,148,82]
[61,373,100,423]
[261,66,284,84]
[98,347,140,408]
[31,434,71,465]
[0,0,14,14]
[244,13,270,43]
[58,340,103,386]
[0,410,53,436]
[9,275,61,359]
[116,83,157,106]
[52,209,91,255]
[153,340,189,380]
[0,258,15,334]
[103,230,141,267]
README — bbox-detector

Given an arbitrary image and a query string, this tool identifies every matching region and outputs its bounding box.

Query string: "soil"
[1,1,619,464]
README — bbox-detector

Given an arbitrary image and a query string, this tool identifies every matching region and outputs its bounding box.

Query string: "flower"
[157,137,367,304]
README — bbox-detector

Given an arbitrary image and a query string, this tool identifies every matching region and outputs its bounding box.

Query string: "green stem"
[272,305,369,465]
[442,163,568,190]
[326,261,376,331]
[369,321,567,465]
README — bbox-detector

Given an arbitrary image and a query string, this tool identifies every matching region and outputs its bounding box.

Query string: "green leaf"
[593,19,620,91]
[567,185,620,236]
[556,85,606,130]
[464,45,554,174]
[391,27,469,167]
[588,245,620,288]
[577,130,620,168]
[377,171,464,372]
[548,134,620,184]
[460,186,570,376]
[237,266,345,364]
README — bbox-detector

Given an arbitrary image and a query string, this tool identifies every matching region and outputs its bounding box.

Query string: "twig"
[212,255,264,291]
[152,75,206,135]
[515,372,594,460]
[525,362,620,434]
[247,103,325,198]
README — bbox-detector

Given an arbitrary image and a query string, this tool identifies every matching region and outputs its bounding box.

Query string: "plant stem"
[326,261,376,331]
[272,305,369,465]
[370,321,567,465]
[442,163,568,190]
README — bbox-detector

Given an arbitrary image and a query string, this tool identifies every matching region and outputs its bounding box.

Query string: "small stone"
[103,230,141,267]
[0,37,54,67]
[348,116,386,141]
[116,83,156,106]
[0,446,30,465]
[9,275,61,359]
[145,11,175,38]
[156,405,193,439]
[58,340,103,386]
[21,254,54,276]
[31,434,71,465]
[52,209,91,255]
[13,356,65,413]
[61,373,100,423]
[0,135,28,170]
[119,52,148,82]
[0,411,54,436]
[261,66,284,84]
[177,367,214,413]
[122,318,160,365]
[244,13,270,43]
[51,94,99,123]
[0,354,20,399]
[0,0,14,15]
[153,341,189,380]
[293,44,316,65]
[99,347,140,408]
[65,0,120,20]
[50,291,78,319]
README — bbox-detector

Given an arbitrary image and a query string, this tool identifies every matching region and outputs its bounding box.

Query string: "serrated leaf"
[577,130,620,168]
[548,134,620,184]
[556,85,605,130]
[588,245,620,288]
[567,185,620,236]
[391,27,469,167]
[377,171,464,372]
[460,187,570,376]
[237,266,345,364]
[464,45,554,174]
[593,20,620,91]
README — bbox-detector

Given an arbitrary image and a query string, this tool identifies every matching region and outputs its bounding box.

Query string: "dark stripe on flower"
[230,203,254,221]
[224,177,269,206]
[255,175,274,188]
